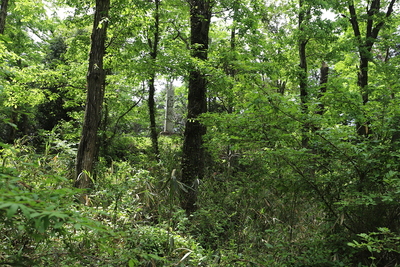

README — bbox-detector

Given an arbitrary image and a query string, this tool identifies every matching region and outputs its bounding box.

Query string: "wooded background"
[1,0,400,266]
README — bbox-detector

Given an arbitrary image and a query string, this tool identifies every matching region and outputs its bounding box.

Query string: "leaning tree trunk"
[75,0,110,190]
[0,0,9,34]
[180,0,212,214]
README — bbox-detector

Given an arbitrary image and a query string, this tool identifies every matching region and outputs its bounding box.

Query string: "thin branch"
[281,154,357,233]
[109,95,143,140]
[171,21,190,50]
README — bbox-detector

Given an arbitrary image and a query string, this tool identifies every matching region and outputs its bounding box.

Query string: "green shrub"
[348,227,400,266]
[125,225,207,266]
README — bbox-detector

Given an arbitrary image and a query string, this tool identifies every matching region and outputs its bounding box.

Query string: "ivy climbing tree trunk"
[180,0,212,214]
[147,0,160,160]
[75,0,110,189]
[348,0,396,137]
[0,0,8,34]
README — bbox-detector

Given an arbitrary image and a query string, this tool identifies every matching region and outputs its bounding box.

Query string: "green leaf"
[6,204,19,218]
[348,241,358,247]
[30,212,42,218]
[19,204,33,218]
[128,259,137,267]
[42,217,50,232]
[0,203,12,209]
[146,254,164,261]
[54,221,64,229]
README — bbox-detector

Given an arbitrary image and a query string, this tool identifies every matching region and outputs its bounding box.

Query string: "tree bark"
[316,62,329,116]
[163,79,174,134]
[180,0,212,214]
[75,0,110,189]
[147,0,160,160]
[148,76,160,158]
[0,0,9,34]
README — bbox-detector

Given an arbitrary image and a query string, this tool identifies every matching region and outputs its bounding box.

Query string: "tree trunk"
[316,62,329,116]
[226,1,237,113]
[356,53,370,136]
[75,0,110,189]
[0,0,9,34]
[147,0,160,159]
[310,62,329,136]
[348,0,396,137]
[298,0,309,148]
[163,79,174,134]
[180,0,212,214]
[148,77,160,158]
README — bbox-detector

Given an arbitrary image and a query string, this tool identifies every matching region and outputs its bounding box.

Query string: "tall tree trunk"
[311,62,329,136]
[148,0,160,159]
[348,0,396,137]
[148,77,160,158]
[0,0,9,34]
[180,0,212,214]
[316,62,329,116]
[356,46,371,136]
[75,0,110,189]
[226,1,238,113]
[163,79,174,134]
[298,0,309,148]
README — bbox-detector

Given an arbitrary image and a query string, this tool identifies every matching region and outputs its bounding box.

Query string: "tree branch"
[370,0,396,40]
[110,96,142,140]
[348,2,361,41]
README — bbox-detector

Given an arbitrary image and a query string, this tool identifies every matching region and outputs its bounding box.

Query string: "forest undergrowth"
[1,134,399,266]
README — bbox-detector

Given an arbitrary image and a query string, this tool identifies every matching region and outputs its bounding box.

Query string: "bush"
[125,225,207,266]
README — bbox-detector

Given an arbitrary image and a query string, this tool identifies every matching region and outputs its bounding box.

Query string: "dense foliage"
[1,0,400,266]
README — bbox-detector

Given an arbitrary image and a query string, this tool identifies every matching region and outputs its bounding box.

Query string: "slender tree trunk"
[0,0,9,34]
[356,52,370,136]
[75,0,110,189]
[298,0,309,148]
[163,79,174,134]
[227,2,238,113]
[311,62,329,136]
[148,77,160,158]
[147,0,160,159]
[1,0,12,141]
[180,0,212,214]
[316,62,329,116]
[298,39,307,110]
